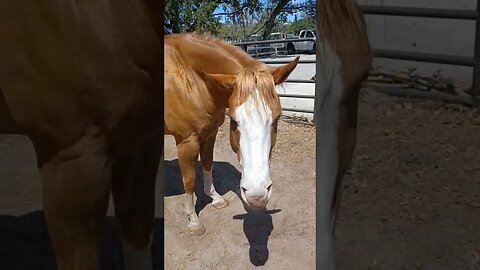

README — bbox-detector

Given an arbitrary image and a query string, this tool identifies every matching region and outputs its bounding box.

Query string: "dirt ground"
[163,115,316,270]
[335,90,480,270]
[1,89,479,269]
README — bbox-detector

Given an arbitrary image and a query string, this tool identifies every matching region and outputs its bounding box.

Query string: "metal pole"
[241,44,248,53]
[473,0,480,104]
[373,49,473,66]
[281,107,314,114]
[360,5,478,20]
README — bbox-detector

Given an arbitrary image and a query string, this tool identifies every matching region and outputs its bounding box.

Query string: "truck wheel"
[287,44,295,55]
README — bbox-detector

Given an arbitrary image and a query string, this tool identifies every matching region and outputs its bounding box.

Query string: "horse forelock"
[233,63,279,119]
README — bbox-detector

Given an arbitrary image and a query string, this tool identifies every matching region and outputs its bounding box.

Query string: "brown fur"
[0,1,163,269]
[317,0,372,87]
[317,0,366,41]
[165,33,296,142]
[316,0,373,228]
[164,33,298,234]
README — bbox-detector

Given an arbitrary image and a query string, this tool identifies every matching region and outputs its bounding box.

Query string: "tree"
[260,0,291,39]
[164,0,315,39]
[245,0,314,39]
[164,0,221,34]
[285,14,315,35]
[283,0,315,17]
[213,0,266,40]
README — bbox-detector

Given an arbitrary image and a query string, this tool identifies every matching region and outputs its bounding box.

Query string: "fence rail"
[234,38,315,46]
[280,79,315,83]
[278,93,315,99]
[360,6,478,20]
[281,107,315,114]
[263,60,316,64]
[373,49,474,66]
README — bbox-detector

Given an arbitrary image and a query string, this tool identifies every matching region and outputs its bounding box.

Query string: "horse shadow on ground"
[233,209,281,266]
[0,212,165,270]
[0,160,278,269]
[165,159,281,266]
[164,159,241,214]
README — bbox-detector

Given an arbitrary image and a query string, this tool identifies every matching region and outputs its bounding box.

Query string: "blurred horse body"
[0,1,163,269]
[315,0,373,269]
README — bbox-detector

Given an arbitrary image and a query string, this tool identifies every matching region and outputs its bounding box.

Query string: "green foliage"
[285,14,315,35]
[283,0,315,17]
[164,0,221,34]
[164,0,316,38]
[195,1,222,33]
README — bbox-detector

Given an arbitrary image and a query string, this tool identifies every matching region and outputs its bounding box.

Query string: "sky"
[214,0,307,23]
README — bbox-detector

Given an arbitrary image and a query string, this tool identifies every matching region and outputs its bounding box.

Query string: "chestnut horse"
[0,1,163,269]
[164,33,299,235]
[315,0,372,269]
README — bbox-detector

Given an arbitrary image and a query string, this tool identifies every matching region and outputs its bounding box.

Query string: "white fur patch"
[234,91,273,200]
[185,192,202,229]
[203,168,225,205]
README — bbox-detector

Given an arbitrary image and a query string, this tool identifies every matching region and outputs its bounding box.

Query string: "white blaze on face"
[234,90,274,208]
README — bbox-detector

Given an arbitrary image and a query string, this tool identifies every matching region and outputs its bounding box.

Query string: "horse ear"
[199,71,236,91]
[269,56,300,85]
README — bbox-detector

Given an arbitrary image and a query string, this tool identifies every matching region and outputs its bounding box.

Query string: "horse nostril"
[241,187,247,193]
[267,184,272,192]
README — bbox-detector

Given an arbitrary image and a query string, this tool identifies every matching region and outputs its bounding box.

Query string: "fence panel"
[359,4,480,104]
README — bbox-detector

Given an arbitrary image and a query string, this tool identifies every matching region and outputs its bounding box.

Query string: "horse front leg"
[111,135,163,270]
[176,134,205,236]
[200,130,229,209]
[38,127,111,270]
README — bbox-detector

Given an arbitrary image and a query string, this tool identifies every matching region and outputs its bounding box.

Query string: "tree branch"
[213,10,243,16]
[261,0,291,39]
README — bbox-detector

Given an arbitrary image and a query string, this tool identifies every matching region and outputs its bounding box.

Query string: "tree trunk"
[262,0,291,39]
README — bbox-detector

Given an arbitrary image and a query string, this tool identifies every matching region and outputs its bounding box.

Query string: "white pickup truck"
[285,29,316,54]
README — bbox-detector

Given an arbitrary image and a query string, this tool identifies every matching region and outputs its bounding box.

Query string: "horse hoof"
[189,225,206,236]
[212,199,229,209]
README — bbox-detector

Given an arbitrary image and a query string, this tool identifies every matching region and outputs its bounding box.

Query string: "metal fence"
[232,4,480,121]
[359,4,480,104]
[234,38,316,117]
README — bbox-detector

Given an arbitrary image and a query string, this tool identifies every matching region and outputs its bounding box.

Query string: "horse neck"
[174,35,260,109]
[175,35,255,75]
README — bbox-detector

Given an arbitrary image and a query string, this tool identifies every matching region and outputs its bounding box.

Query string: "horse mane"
[181,33,279,109]
[317,0,367,44]
[183,33,255,67]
